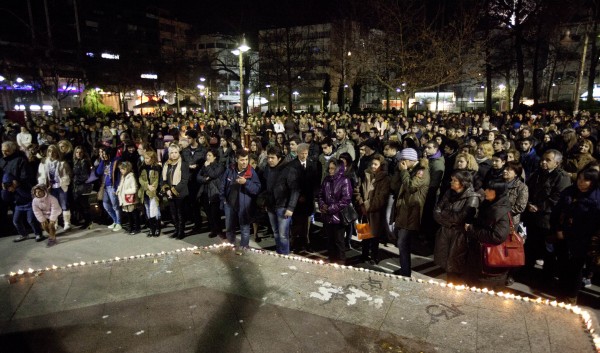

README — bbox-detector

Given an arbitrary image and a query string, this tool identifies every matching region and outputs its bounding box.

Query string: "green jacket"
[138,165,161,202]
[393,159,430,231]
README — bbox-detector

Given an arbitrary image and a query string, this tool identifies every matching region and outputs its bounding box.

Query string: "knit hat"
[399,148,418,161]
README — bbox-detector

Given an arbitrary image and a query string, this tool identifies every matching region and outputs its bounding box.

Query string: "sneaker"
[46,239,57,247]
[108,223,116,229]
[13,235,29,243]
[583,278,592,288]
[35,235,45,242]
[112,224,122,232]
[63,223,71,231]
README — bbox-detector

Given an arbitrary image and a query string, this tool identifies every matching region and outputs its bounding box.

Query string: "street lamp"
[265,84,271,112]
[232,37,250,119]
[293,91,299,111]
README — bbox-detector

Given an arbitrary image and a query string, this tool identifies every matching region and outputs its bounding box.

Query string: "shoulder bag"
[482,213,525,268]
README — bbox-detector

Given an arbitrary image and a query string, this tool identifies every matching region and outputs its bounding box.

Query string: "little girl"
[32,184,62,247]
[116,161,140,235]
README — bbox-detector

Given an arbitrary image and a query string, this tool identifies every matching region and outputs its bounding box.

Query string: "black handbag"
[341,204,359,224]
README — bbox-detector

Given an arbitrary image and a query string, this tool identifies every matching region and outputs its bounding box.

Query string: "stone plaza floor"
[0,230,599,353]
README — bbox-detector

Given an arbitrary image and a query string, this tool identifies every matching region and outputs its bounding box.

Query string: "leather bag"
[340,204,358,225]
[356,217,374,240]
[482,213,525,268]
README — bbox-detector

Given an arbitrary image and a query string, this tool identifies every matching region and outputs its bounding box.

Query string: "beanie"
[399,148,418,161]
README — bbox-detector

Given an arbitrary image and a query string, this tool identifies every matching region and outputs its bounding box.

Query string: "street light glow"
[16,77,24,83]
[499,84,506,89]
[199,77,206,82]
[0,75,5,82]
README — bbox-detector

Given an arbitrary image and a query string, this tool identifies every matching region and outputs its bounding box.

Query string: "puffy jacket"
[31,185,62,222]
[37,158,71,192]
[433,187,480,273]
[393,159,430,231]
[197,162,225,202]
[318,164,352,224]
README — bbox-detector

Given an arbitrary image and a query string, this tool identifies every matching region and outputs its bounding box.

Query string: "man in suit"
[290,143,320,252]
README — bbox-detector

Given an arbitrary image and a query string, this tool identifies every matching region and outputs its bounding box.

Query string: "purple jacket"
[318,164,352,224]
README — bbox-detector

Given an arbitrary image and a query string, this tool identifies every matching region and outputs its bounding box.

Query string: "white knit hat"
[399,148,418,161]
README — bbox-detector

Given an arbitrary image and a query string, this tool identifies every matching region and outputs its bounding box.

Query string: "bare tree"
[258,26,319,113]
[365,0,484,115]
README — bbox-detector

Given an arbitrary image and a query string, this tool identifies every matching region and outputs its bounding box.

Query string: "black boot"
[129,211,140,235]
[155,219,162,237]
[146,218,155,237]
[122,213,131,233]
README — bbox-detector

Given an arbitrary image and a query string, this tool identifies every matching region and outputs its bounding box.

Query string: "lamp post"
[293,91,299,111]
[232,37,250,119]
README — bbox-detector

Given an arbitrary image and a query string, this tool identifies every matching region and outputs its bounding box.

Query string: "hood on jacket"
[31,184,48,198]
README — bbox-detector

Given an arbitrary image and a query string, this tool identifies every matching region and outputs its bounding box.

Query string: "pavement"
[0,222,599,352]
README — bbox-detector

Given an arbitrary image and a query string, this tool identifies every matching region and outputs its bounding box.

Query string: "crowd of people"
[1,108,599,303]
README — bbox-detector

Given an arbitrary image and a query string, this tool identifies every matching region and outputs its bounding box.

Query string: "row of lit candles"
[4,243,599,352]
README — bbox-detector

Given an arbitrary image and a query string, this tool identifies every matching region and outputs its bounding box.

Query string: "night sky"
[127,0,341,33]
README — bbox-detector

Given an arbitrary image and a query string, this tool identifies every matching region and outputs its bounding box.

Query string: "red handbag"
[482,213,525,268]
[125,194,136,203]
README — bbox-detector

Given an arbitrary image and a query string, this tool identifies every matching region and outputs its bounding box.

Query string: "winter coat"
[393,159,430,231]
[355,169,390,238]
[72,158,92,195]
[218,147,235,168]
[433,187,480,274]
[552,186,600,259]
[0,151,31,189]
[289,158,320,215]
[525,168,571,230]
[505,178,528,225]
[197,162,225,202]
[37,158,71,192]
[520,148,540,179]
[318,164,352,225]
[564,153,597,182]
[161,159,189,199]
[32,190,62,222]
[466,193,512,285]
[220,165,261,224]
[334,138,356,162]
[138,164,161,201]
[116,172,138,206]
[263,160,300,213]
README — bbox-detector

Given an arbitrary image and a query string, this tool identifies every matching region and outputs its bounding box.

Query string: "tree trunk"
[485,55,492,115]
[512,28,525,111]
[351,83,361,113]
[587,21,599,105]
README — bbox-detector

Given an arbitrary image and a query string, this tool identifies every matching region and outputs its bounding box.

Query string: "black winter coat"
[466,194,512,287]
[264,160,300,213]
[433,187,480,274]
[197,162,225,202]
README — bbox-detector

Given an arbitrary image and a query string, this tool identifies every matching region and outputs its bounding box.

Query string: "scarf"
[429,150,442,160]
[163,158,182,188]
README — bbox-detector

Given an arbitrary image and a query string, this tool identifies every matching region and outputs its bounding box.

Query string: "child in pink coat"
[32,184,62,247]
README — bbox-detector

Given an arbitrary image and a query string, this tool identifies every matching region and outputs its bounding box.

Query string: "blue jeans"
[268,207,292,254]
[396,228,414,277]
[50,187,69,210]
[224,203,250,247]
[103,185,121,225]
[13,204,42,237]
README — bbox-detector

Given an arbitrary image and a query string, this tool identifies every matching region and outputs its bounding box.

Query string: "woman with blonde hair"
[475,141,494,179]
[161,144,189,239]
[37,144,72,231]
[454,152,482,192]
[565,139,597,182]
[139,150,162,237]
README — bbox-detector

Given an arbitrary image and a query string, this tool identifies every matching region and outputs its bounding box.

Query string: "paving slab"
[0,246,597,353]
